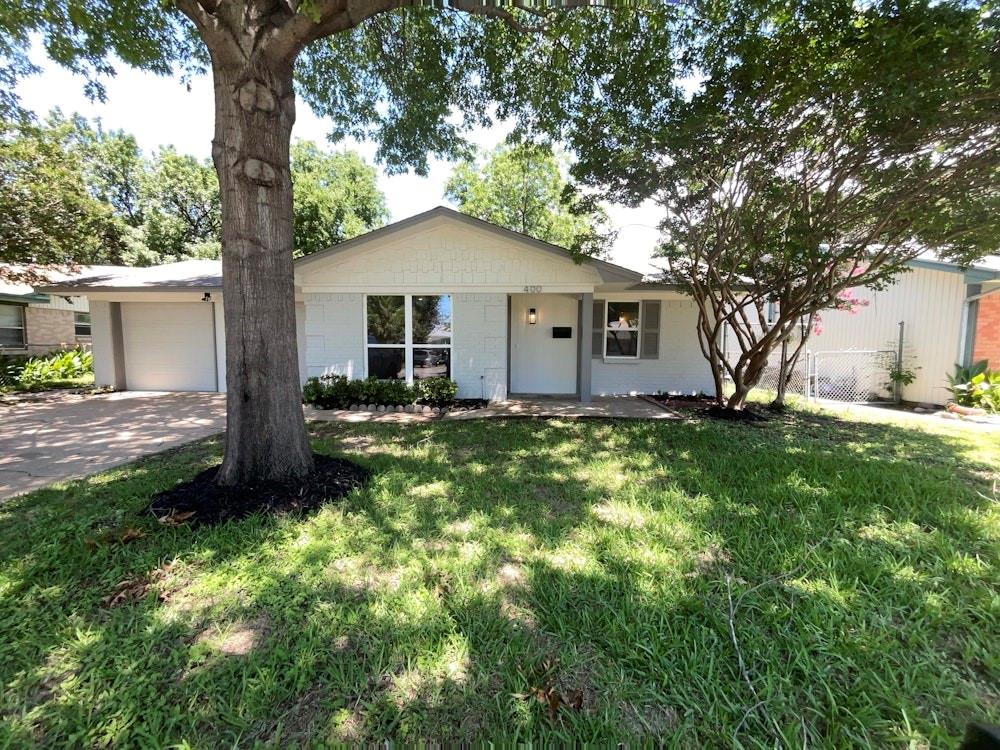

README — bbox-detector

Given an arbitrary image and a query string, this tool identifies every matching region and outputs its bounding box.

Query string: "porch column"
[108,301,127,390]
[578,292,593,402]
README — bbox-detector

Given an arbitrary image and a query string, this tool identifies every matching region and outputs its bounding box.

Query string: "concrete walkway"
[814,399,1000,434]
[0,391,226,501]
[446,396,680,420]
[306,396,680,423]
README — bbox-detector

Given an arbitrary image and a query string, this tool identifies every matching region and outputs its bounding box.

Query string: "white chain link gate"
[806,349,895,403]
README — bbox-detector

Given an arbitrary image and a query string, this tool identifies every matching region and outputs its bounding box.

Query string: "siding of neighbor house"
[972,292,1000,368]
[2,295,91,355]
[809,267,966,405]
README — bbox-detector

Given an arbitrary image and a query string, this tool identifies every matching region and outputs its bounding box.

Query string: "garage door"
[122,302,217,391]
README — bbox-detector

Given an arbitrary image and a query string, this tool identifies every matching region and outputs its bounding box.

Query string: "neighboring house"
[0,266,116,355]
[808,254,1000,405]
[37,207,715,400]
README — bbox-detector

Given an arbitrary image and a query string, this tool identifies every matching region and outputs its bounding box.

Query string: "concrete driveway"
[0,391,226,501]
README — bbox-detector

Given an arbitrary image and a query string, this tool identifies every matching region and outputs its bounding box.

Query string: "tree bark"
[211,56,314,485]
[772,337,790,408]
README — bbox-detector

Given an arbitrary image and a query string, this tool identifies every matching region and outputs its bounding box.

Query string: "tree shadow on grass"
[0,413,995,746]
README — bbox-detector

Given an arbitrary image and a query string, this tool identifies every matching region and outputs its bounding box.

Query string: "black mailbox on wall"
[552,326,572,339]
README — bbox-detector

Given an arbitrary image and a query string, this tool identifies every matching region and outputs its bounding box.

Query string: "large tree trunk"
[211,56,314,485]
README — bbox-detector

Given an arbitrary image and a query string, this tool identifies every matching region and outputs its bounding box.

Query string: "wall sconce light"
[528,308,537,325]
[202,292,212,302]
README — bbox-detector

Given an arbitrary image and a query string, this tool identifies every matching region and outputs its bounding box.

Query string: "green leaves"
[444,142,615,257]
[0,114,130,267]
[290,141,388,256]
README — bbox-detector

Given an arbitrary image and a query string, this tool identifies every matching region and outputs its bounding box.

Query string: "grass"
[0,409,997,747]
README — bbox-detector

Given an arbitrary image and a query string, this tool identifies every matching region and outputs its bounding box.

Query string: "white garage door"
[122,302,217,391]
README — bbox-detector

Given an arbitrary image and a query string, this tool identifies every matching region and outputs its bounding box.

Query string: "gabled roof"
[295,206,644,283]
[36,260,222,294]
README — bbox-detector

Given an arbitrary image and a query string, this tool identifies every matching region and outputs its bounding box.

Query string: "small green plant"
[880,346,920,397]
[946,360,1000,412]
[887,364,917,387]
[0,352,29,388]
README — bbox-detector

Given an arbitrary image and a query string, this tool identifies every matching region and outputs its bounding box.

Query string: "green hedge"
[303,375,458,409]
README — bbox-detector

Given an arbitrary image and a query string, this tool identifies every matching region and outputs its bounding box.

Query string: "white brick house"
[39,207,715,400]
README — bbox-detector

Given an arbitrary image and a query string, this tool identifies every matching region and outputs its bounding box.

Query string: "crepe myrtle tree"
[552,0,1000,410]
[2,0,673,484]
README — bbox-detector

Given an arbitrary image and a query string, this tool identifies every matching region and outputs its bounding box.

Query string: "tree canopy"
[0,113,129,273]
[544,0,1000,408]
[0,112,390,270]
[291,141,388,256]
[444,142,614,255]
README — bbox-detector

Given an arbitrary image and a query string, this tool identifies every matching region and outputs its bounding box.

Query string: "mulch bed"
[148,453,369,528]
[644,393,770,422]
[448,398,490,412]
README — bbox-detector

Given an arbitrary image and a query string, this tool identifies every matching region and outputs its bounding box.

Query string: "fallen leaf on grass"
[157,510,197,526]
[512,658,584,722]
[119,527,146,542]
[102,577,162,608]
[86,526,147,548]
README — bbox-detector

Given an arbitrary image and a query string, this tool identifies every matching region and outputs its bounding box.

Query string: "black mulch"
[646,392,711,404]
[445,398,490,412]
[705,405,768,422]
[645,393,770,422]
[148,453,370,528]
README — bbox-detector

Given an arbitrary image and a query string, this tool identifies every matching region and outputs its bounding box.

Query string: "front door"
[510,294,577,395]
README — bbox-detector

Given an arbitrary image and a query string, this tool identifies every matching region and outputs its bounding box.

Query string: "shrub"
[359,377,413,407]
[10,347,93,390]
[947,360,1000,413]
[415,377,458,406]
[302,375,458,409]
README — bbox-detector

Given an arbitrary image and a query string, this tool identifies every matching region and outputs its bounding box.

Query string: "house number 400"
[522,285,542,293]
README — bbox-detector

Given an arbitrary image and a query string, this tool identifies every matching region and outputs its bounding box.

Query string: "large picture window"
[0,304,25,349]
[604,301,640,358]
[365,294,452,381]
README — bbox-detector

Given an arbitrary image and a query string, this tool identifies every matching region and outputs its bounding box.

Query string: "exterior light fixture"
[528,308,537,324]
[202,292,212,302]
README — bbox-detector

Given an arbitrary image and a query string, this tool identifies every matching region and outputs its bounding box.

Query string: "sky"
[15,48,666,275]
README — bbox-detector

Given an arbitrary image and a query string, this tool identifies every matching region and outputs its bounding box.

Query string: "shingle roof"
[36,260,222,293]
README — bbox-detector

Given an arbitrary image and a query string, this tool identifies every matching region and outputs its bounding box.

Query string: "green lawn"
[0,410,997,747]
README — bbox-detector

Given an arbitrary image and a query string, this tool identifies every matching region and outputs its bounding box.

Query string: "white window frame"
[0,303,26,349]
[363,293,453,383]
[74,311,92,337]
[603,300,641,360]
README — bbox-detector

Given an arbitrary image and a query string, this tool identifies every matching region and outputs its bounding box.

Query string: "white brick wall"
[453,293,507,400]
[592,298,714,396]
[302,291,508,400]
[303,293,365,379]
